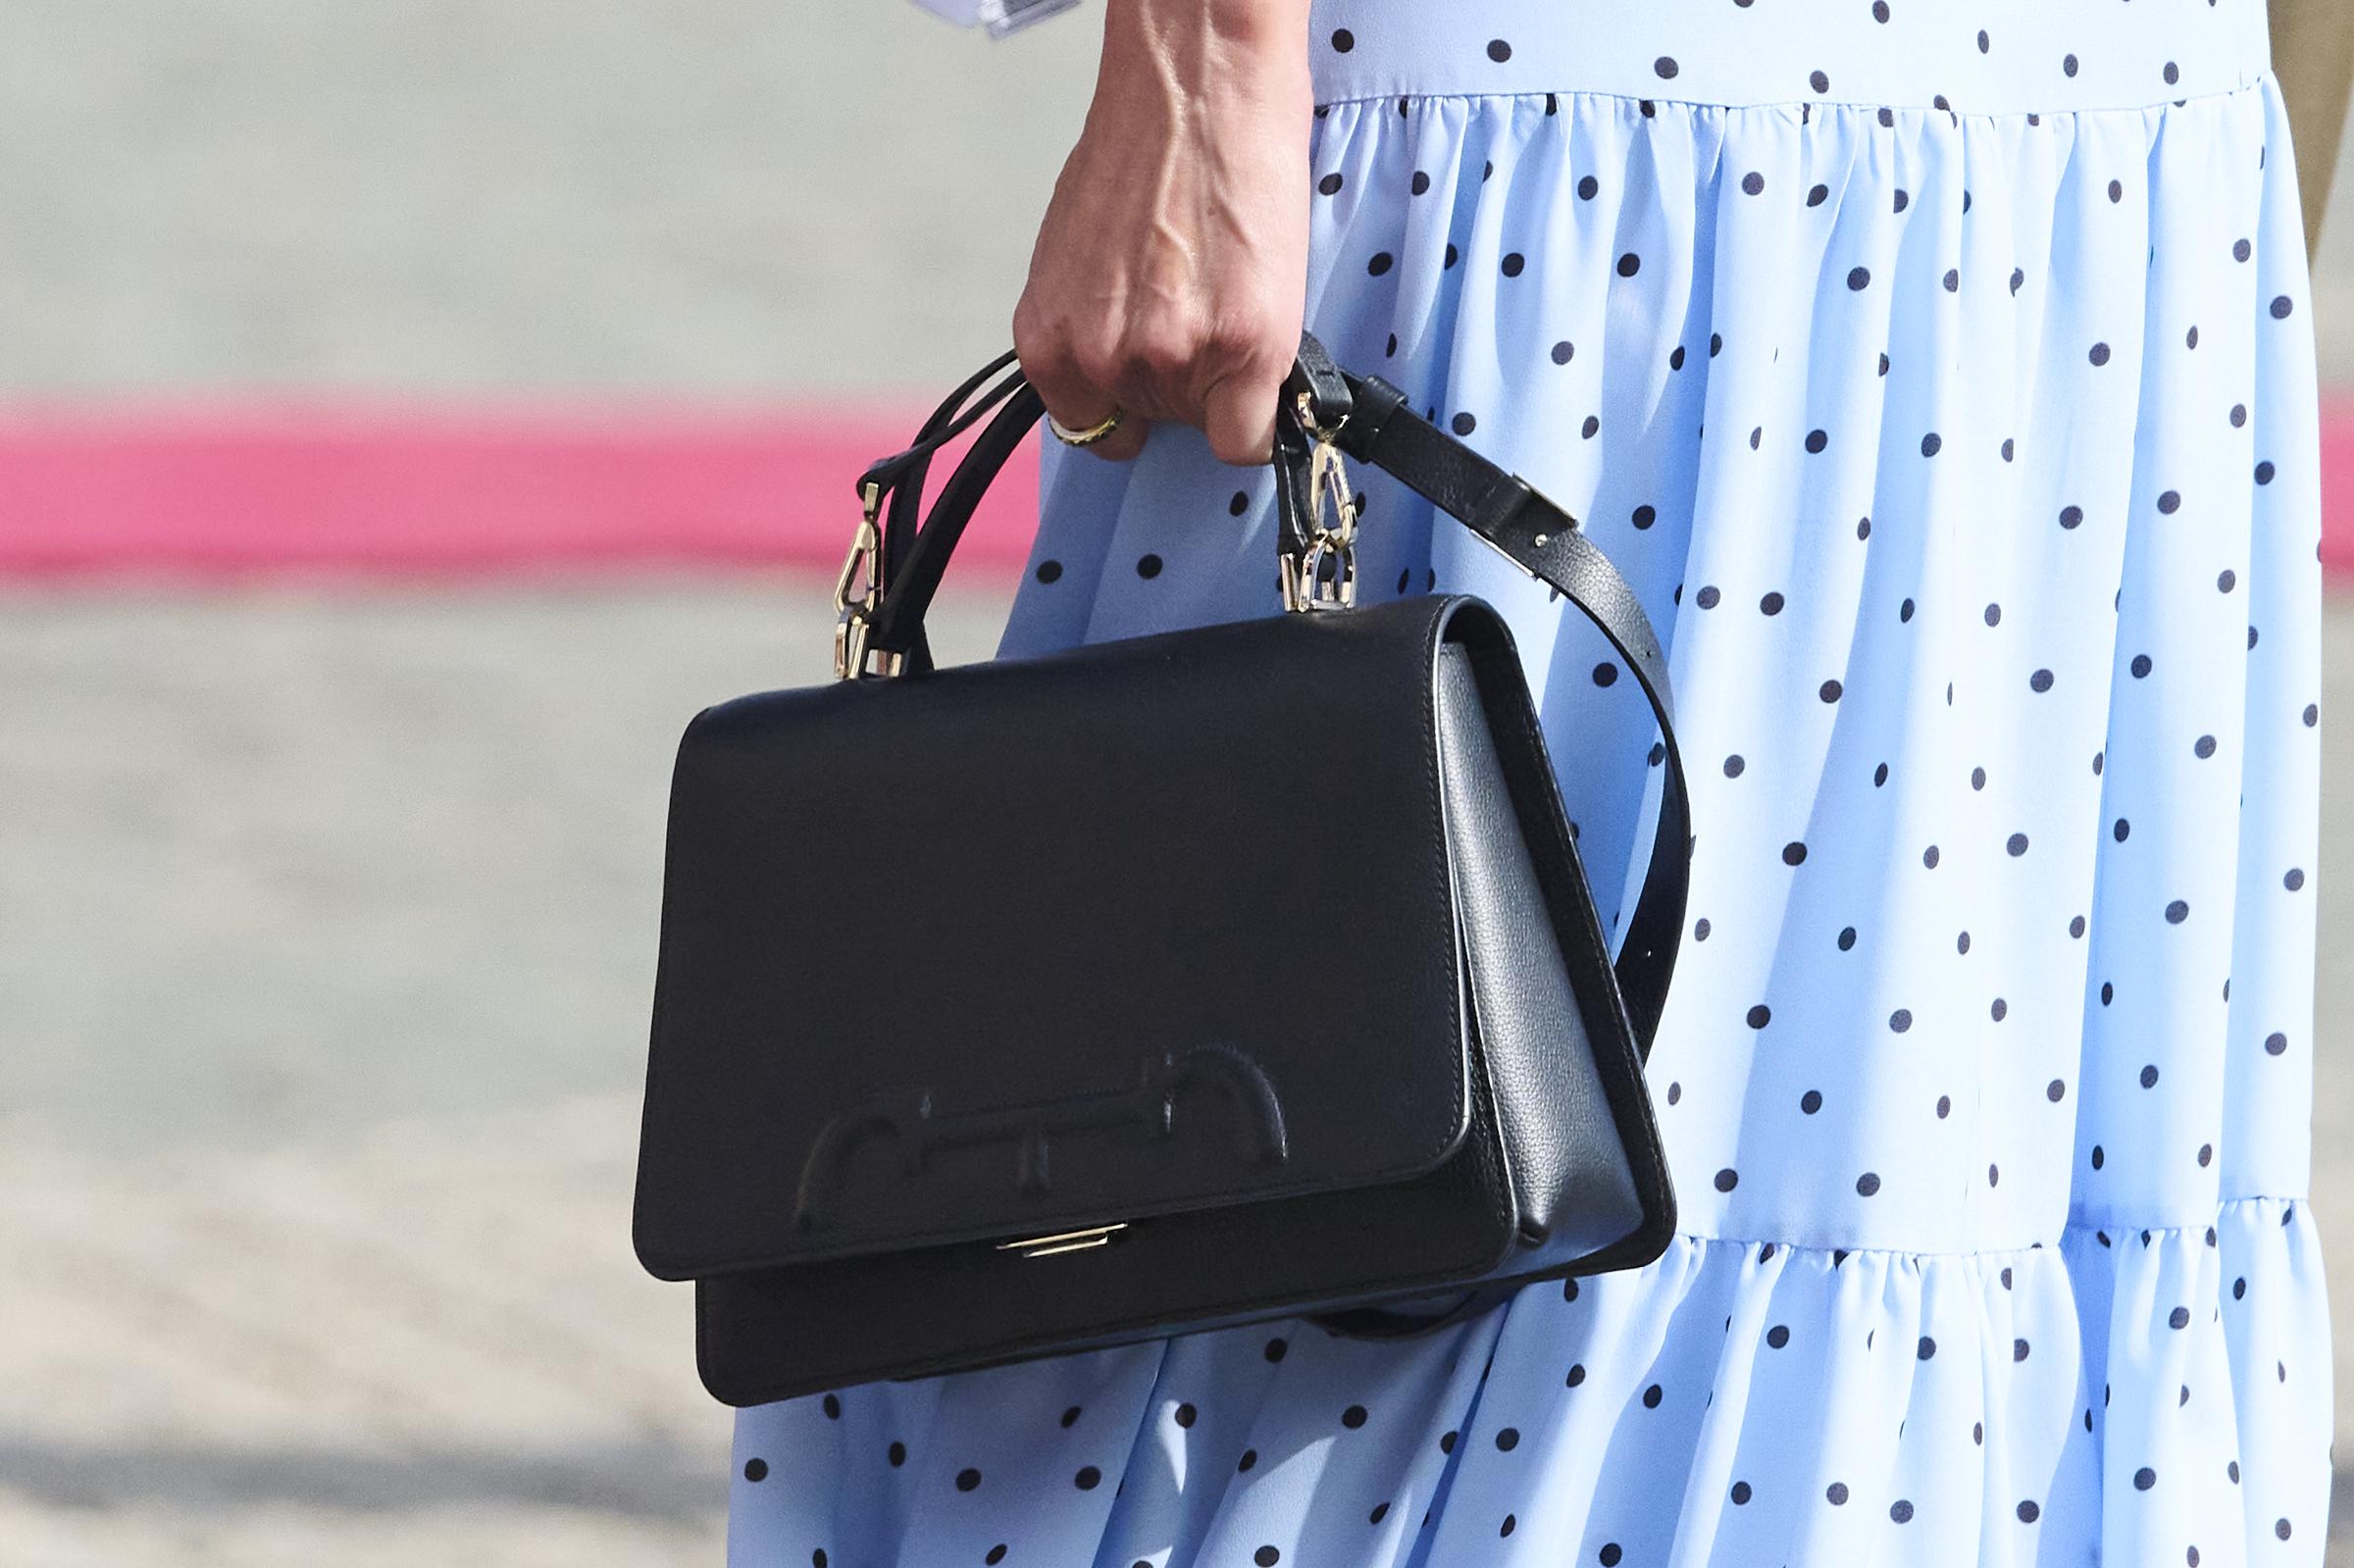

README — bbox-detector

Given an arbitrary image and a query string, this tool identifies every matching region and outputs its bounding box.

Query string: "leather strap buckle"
[1282,332,1355,438]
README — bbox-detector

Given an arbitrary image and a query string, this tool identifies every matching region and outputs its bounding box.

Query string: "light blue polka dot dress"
[729,0,2332,1561]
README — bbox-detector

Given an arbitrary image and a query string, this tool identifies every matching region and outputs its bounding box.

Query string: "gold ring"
[1047,406,1125,447]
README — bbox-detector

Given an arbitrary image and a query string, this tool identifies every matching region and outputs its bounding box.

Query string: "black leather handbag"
[632,331,1692,1407]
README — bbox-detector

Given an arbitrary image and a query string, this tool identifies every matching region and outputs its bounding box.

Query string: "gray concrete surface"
[0,576,2349,1564]
[0,0,1099,400]
[0,578,1011,1565]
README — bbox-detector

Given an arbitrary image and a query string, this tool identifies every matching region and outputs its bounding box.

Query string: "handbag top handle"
[840,331,1694,1057]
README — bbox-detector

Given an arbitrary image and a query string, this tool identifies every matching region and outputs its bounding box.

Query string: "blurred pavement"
[0,0,1100,400]
[0,581,1012,1565]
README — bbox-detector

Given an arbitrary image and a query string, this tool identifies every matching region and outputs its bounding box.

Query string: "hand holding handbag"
[632,331,1693,1406]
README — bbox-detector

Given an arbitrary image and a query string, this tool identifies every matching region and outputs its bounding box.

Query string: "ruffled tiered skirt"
[729,0,2332,1561]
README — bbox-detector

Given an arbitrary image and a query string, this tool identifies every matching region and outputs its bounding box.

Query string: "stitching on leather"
[633,707,729,1283]
[1409,599,1472,1167]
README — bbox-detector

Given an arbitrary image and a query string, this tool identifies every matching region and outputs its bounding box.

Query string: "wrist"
[1100,0,1313,74]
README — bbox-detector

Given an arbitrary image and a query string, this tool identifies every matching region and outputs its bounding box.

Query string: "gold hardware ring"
[1046,405,1126,447]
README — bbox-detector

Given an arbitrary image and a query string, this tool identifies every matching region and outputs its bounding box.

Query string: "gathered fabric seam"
[1668,1192,2312,1262]
[1309,73,2274,122]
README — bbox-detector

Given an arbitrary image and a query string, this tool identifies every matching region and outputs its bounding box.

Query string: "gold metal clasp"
[832,481,905,680]
[1291,384,1348,444]
[995,1223,1127,1260]
[1280,435,1360,613]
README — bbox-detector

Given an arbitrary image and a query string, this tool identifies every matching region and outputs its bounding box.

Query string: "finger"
[1083,412,1151,463]
[1200,364,1281,468]
[1045,398,1150,463]
[1027,369,1150,464]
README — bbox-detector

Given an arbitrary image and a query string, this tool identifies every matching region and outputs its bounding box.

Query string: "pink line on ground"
[2320,401,2354,582]
[2,399,2349,579]
[0,400,1040,579]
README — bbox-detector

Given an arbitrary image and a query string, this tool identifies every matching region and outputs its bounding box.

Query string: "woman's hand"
[1011,0,1314,466]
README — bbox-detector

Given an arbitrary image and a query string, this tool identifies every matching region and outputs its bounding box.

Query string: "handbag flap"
[634,595,1487,1281]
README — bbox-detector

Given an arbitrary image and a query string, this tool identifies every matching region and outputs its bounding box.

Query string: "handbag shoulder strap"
[1275,333,1690,1055]
[853,332,1690,1056]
